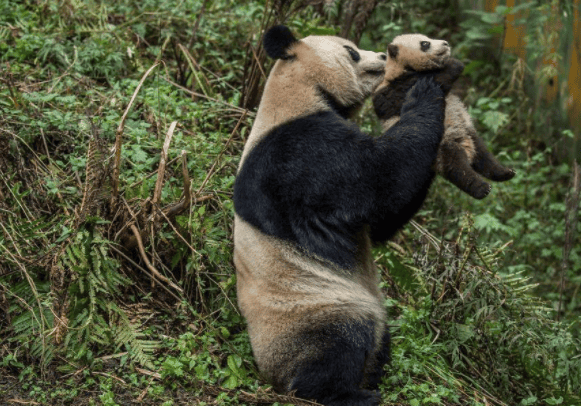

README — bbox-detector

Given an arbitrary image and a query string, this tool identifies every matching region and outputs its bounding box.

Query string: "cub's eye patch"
[420,41,431,52]
[344,45,361,62]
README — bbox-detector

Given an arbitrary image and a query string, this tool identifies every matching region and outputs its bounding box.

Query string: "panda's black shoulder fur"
[234,78,445,269]
[373,58,464,120]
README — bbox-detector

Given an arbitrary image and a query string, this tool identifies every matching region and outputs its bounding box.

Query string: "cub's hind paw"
[489,167,516,182]
[470,182,492,200]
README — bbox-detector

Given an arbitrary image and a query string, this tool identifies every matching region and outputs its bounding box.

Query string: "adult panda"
[233,26,445,405]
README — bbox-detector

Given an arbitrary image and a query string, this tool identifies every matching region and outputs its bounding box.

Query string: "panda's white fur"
[234,26,447,405]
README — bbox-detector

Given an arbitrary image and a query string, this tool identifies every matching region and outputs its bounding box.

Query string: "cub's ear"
[387,44,399,60]
[263,25,298,60]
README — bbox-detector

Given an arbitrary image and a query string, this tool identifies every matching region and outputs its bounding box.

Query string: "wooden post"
[568,0,581,133]
[502,0,527,59]
[541,1,560,103]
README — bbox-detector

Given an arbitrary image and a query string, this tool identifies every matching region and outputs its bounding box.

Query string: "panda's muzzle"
[365,68,385,76]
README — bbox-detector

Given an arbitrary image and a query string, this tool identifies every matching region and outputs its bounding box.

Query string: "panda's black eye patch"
[420,41,431,52]
[344,46,361,62]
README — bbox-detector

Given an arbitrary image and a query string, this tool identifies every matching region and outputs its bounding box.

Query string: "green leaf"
[222,375,238,389]
[227,354,242,377]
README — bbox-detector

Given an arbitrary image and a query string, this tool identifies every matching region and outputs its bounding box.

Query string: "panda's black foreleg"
[368,77,445,241]
[289,321,381,406]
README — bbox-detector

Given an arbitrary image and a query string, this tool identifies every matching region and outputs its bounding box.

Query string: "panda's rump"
[234,217,386,390]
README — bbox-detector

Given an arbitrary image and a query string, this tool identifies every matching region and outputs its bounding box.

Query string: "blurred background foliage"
[0,0,580,405]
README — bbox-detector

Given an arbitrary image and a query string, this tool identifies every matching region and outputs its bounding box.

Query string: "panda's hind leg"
[438,139,492,200]
[289,321,381,406]
[364,328,391,390]
[469,129,516,182]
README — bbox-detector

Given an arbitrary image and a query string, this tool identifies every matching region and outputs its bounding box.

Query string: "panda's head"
[261,25,387,119]
[388,34,451,64]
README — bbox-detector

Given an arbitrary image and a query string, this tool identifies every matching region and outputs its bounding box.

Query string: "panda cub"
[373,34,515,199]
[234,26,446,406]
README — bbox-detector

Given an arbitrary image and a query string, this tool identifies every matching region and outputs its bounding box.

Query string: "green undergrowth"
[1,0,580,405]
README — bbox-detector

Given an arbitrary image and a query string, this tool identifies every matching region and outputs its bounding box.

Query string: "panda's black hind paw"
[320,389,381,406]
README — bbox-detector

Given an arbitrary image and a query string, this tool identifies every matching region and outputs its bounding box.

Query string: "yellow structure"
[568,0,581,131]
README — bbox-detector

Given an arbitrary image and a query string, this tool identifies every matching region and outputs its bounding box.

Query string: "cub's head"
[388,34,451,66]
[261,25,387,119]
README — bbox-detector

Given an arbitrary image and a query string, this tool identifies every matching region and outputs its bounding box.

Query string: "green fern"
[109,305,159,370]
[61,223,159,368]
[5,280,55,368]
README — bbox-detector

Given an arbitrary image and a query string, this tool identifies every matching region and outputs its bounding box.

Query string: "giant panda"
[373,34,515,199]
[233,25,446,405]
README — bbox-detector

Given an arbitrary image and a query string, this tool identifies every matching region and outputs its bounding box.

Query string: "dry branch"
[130,224,183,294]
[152,121,178,207]
[162,150,194,220]
[109,245,182,303]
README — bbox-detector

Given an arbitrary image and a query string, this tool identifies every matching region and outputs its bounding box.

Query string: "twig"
[93,372,126,384]
[163,76,252,115]
[152,121,178,207]
[162,150,195,219]
[156,206,203,258]
[113,196,146,244]
[112,62,160,203]
[135,367,162,379]
[109,245,182,302]
[129,224,184,294]
[123,155,181,193]
[196,110,247,196]
[177,43,212,97]
[410,219,440,249]
[249,43,267,81]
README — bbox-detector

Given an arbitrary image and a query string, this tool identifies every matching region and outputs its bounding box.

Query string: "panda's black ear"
[387,44,399,60]
[263,25,298,60]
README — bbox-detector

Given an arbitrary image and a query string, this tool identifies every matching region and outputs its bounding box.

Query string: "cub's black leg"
[439,140,492,199]
[470,131,516,182]
[365,328,391,390]
[290,321,381,406]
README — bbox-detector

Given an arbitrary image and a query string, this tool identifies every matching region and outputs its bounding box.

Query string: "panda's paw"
[488,166,516,182]
[402,77,444,114]
[469,182,492,200]
[321,389,381,406]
